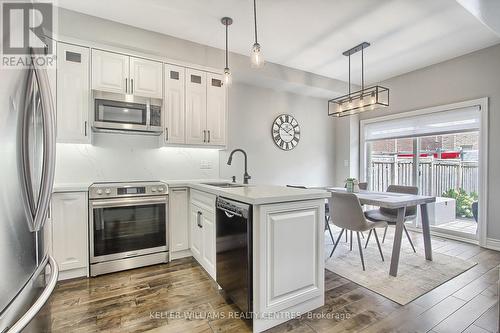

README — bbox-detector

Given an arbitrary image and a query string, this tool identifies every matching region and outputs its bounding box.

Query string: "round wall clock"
[271,114,300,151]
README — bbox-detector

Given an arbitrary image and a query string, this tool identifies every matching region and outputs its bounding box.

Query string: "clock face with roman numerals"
[271,114,300,151]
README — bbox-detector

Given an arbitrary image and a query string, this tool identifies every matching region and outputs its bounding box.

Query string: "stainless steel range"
[88,181,168,276]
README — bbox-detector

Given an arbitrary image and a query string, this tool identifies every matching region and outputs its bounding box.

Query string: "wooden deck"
[35,228,499,332]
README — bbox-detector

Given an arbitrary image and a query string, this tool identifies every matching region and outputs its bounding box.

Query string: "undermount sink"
[202,182,245,188]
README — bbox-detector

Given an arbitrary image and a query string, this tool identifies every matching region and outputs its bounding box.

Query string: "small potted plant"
[345,178,360,193]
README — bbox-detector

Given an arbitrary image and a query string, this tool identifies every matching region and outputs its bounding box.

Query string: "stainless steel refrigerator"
[0,57,59,331]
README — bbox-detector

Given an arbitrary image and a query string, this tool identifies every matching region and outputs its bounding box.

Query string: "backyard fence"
[369,156,478,196]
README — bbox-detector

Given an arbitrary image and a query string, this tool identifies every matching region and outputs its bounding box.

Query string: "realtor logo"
[1,1,56,68]
[2,2,53,54]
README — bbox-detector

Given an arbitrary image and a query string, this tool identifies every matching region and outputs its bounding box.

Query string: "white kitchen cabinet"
[57,43,90,144]
[164,64,186,144]
[201,208,216,277]
[189,189,216,279]
[92,49,162,98]
[190,203,203,260]
[253,199,324,332]
[92,49,128,94]
[206,73,227,145]
[185,69,207,145]
[169,187,190,257]
[51,192,88,280]
[130,57,163,98]
[185,69,227,146]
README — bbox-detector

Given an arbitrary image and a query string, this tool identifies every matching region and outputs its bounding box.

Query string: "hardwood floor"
[35,229,499,333]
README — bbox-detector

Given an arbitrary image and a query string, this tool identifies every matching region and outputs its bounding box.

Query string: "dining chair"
[329,192,387,270]
[341,182,368,243]
[286,185,335,245]
[364,185,418,253]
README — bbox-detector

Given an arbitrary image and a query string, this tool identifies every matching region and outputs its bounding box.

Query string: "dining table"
[313,187,436,277]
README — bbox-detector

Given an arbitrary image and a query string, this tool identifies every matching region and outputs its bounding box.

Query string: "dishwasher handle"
[218,206,243,218]
[216,197,250,219]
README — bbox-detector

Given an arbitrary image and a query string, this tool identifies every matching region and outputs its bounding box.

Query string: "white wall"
[333,115,359,186]
[334,43,500,240]
[54,134,220,184]
[219,83,335,186]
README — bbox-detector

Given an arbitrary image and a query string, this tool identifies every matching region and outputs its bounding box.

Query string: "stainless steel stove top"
[88,181,167,199]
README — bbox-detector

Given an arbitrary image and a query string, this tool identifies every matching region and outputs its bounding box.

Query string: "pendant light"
[251,0,264,68]
[221,17,233,85]
[328,42,389,117]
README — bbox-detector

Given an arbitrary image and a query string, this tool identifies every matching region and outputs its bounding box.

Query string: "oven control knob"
[158,187,164,192]
[151,187,157,192]
[105,188,111,194]
[96,189,103,195]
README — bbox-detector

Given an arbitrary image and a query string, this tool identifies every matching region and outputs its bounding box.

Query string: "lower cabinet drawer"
[190,189,216,213]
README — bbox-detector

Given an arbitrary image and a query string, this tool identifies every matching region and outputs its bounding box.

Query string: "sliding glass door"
[362,105,481,240]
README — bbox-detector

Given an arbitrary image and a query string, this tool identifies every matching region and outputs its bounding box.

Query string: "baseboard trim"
[406,226,479,245]
[58,267,87,281]
[170,249,192,260]
[485,238,500,251]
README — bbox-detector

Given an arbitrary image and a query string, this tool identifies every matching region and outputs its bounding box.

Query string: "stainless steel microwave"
[93,93,162,135]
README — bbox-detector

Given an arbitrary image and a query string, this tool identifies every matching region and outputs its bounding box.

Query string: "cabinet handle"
[208,130,211,143]
[125,78,128,94]
[165,127,168,141]
[131,78,134,94]
[84,121,87,136]
[197,211,203,228]
[203,130,206,143]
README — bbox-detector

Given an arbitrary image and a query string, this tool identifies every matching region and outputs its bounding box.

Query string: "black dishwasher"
[216,197,253,314]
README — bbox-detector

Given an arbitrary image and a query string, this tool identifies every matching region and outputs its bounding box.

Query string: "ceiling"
[57,0,500,85]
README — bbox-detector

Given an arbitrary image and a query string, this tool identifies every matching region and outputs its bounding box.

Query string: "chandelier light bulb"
[224,67,232,85]
[251,42,264,68]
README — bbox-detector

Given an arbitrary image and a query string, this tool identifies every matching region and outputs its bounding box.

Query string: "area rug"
[325,239,477,305]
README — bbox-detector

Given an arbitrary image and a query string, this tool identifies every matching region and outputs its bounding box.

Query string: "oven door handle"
[90,196,167,208]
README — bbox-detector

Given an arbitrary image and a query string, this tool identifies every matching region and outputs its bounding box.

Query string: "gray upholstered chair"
[286,185,335,245]
[364,185,418,253]
[341,182,368,242]
[329,192,387,270]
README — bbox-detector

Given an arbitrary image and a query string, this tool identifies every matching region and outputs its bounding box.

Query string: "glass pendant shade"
[223,67,232,85]
[328,85,389,117]
[251,42,264,68]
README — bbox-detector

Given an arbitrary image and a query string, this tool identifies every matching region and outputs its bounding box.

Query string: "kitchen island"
[52,181,329,332]
[173,182,329,333]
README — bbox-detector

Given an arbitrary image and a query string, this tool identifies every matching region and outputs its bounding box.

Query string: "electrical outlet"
[200,160,213,169]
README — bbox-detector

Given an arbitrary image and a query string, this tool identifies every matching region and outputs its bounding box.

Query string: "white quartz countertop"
[52,180,329,205]
[187,183,329,205]
[52,183,91,192]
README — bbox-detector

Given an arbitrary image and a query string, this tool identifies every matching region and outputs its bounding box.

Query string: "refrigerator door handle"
[32,61,56,232]
[21,57,56,232]
[6,255,59,333]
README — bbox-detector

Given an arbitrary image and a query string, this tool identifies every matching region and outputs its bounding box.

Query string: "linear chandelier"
[328,42,389,117]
